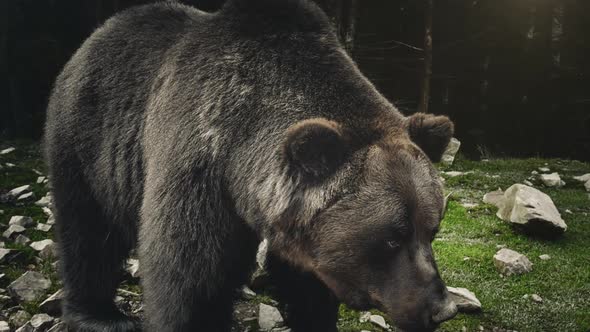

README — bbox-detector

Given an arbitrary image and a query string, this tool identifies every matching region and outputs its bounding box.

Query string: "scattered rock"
[17,192,35,201]
[30,313,54,330]
[14,235,31,246]
[538,167,550,173]
[447,287,482,312]
[369,314,389,329]
[496,184,567,235]
[30,239,55,252]
[126,259,140,278]
[539,254,551,260]
[523,180,533,186]
[40,289,64,316]
[258,303,284,331]
[540,173,565,187]
[531,170,539,175]
[9,216,35,228]
[3,225,26,238]
[251,239,270,288]
[9,310,31,329]
[35,194,52,208]
[15,322,34,332]
[359,311,371,323]
[573,174,590,183]
[0,321,8,332]
[585,181,590,193]
[8,271,52,302]
[241,286,256,300]
[483,188,504,207]
[0,147,16,155]
[461,202,479,209]
[47,322,68,332]
[443,171,467,177]
[530,294,543,303]
[493,248,533,276]
[5,163,16,168]
[441,137,461,166]
[7,185,31,199]
[36,176,46,184]
[40,242,59,260]
[36,223,52,232]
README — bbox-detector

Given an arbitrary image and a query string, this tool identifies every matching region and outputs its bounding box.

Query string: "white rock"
[14,235,31,246]
[30,239,55,252]
[40,242,59,260]
[40,289,64,315]
[241,286,257,300]
[573,174,590,183]
[42,207,53,217]
[493,248,533,276]
[30,313,54,329]
[35,194,52,208]
[531,294,543,303]
[0,321,8,332]
[47,215,56,225]
[531,170,539,175]
[8,271,52,302]
[496,184,567,234]
[36,176,46,184]
[538,167,551,173]
[443,171,466,177]
[447,287,482,312]
[47,322,68,332]
[5,163,15,168]
[483,188,504,207]
[7,185,31,198]
[369,314,389,329]
[0,147,16,155]
[36,223,52,232]
[539,254,551,260]
[523,180,533,186]
[540,173,565,187]
[9,310,31,329]
[441,138,461,165]
[3,224,26,238]
[126,259,140,278]
[17,192,35,201]
[9,216,35,228]
[585,181,590,193]
[258,303,284,331]
[15,322,34,332]
[359,311,371,323]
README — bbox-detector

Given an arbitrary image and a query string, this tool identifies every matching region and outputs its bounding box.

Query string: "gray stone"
[540,173,565,187]
[531,294,543,303]
[483,188,504,207]
[36,177,46,184]
[441,137,461,165]
[0,249,13,263]
[9,310,31,329]
[35,194,52,208]
[493,248,533,276]
[36,223,52,232]
[7,185,31,199]
[8,271,52,302]
[369,314,389,329]
[496,184,567,234]
[447,286,482,312]
[585,181,590,193]
[17,192,35,201]
[126,259,140,278]
[241,286,256,300]
[47,322,68,332]
[258,303,284,331]
[9,216,35,228]
[14,235,31,246]
[538,167,551,173]
[30,313,54,329]
[0,147,16,155]
[573,174,590,183]
[251,239,270,288]
[3,225,26,238]
[443,171,466,177]
[30,240,55,252]
[359,311,371,323]
[15,322,34,332]
[523,180,533,186]
[40,242,59,260]
[0,321,8,332]
[41,207,53,217]
[40,289,63,316]
[539,254,551,261]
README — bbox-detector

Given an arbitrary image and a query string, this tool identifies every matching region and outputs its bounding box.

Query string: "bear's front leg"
[139,168,258,332]
[267,253,340,332]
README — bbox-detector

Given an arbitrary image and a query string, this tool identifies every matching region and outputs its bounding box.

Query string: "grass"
[2,142,589,331]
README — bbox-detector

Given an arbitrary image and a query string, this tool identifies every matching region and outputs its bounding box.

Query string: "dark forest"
[1,0,589,160]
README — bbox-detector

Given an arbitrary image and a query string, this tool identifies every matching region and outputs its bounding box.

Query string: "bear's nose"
[431,296,458,324]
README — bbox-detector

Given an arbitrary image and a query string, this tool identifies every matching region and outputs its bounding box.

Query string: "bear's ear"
[284,118,348,180]
[406,113,454,162]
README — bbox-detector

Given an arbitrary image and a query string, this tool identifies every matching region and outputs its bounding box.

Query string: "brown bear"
[44,0,457,331]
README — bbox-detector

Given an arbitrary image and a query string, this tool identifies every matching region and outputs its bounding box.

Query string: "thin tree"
[418,0,433,114]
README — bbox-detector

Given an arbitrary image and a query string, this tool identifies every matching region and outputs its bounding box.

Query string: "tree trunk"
[418,0,433,114]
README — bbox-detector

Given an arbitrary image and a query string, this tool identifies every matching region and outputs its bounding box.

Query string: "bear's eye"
[386,240,400,250]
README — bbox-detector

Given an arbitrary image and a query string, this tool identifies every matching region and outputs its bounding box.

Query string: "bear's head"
[272,113,457,331]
